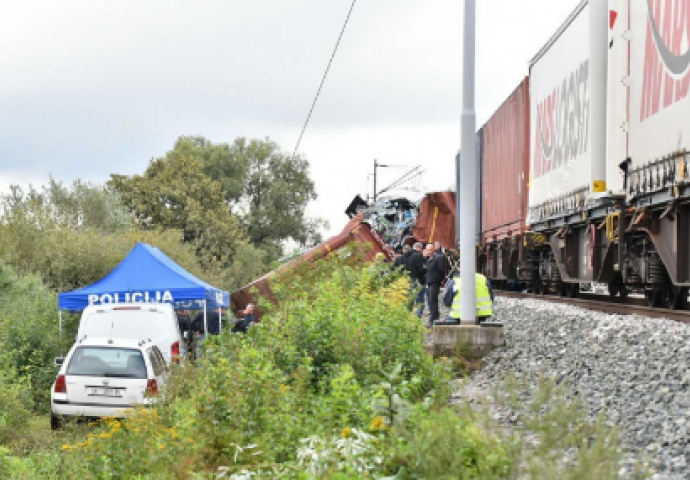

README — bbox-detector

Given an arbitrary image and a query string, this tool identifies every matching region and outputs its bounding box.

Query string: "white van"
[77,303,185,363]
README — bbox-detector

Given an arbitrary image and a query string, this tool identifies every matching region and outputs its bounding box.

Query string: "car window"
[66,347,147,379]
[152,346,167,371]
[147,347,165,376]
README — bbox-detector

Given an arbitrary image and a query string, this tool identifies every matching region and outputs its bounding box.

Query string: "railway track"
[495,290,690,324]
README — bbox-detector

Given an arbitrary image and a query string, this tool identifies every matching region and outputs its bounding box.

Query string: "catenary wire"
[291,0,358,158]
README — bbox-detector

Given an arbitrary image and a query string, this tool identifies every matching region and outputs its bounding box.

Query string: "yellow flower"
[99,432,113,439]
[341,427,352,438]
[369,416,387,430]
[62,444,71,450]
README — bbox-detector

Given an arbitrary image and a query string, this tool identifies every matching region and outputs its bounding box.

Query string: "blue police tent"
[58,242,230,334]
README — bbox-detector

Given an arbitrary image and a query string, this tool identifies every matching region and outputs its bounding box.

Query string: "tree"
[1,178,131,233]
[108,154,254,271]
[164,136,326,260]
[166,136,249,207]
[239,137,324,254]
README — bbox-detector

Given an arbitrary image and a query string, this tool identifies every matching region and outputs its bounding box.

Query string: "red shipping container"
[481,78,530,243]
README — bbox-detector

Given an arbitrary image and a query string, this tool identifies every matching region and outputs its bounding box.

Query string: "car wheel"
[51,412,61,430]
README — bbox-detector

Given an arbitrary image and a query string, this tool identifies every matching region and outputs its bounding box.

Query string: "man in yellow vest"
[441,270,494,325]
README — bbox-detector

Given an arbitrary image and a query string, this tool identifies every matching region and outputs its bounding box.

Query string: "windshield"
[66,347,147,378]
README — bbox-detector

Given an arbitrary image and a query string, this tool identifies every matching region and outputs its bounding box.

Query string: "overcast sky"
[0,0,581,237]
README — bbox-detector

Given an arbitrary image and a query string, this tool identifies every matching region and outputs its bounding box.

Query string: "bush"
[0,265,67,413]
[384,408,511,479]
[261,251,434,388]
[0,365,32,445]
[0,180,267,293]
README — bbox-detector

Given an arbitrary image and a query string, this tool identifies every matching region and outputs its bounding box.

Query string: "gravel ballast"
[464,296,690,479]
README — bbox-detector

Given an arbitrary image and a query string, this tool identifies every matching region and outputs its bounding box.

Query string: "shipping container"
[528,1,594,224]
[412,191,457,249]
[476,129,483,243]
[606,0,690,197]
[230,213,394,320]
[480,78,530,242]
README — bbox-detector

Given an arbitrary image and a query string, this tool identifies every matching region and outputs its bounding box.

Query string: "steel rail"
[495,291,690,324]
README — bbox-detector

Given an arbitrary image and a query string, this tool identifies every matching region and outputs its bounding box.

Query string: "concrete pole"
[460,0,477,325]
[590,0,607,194]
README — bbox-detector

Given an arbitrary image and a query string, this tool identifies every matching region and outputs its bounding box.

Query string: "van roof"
[82,303,175,314]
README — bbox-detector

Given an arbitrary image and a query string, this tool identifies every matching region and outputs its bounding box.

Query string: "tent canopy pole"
[203,300,208,337]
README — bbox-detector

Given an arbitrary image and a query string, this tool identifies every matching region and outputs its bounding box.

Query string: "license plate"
[87,387,123,397]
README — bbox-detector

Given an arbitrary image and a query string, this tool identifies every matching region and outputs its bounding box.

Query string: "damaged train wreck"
[230,191,459,316]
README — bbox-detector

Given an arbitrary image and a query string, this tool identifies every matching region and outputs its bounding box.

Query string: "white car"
[51,337,167,429]
[77,303,186,364]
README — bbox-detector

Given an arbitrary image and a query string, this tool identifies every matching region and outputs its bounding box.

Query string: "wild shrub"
[0,364,32,445]
[383,407,511,479]
[0,181,266,293]
[259,254,434,388]
[0,265,67,413]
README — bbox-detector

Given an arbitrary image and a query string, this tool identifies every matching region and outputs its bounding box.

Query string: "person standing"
[393,244,412,271]
[232,303,256,333]
[425,243,448,325]
[443,270,494,324]
[408,242,427,317]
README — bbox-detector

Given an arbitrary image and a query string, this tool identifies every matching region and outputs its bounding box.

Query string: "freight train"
[478,0,690,310]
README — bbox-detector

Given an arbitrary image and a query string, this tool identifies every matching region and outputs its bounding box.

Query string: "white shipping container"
[528,1,593,217]
[628,0,690,168]
[606,0,629,195]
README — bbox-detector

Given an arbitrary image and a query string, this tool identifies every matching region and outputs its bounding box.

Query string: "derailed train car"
[230,212,394,319]
[482,0,690,310]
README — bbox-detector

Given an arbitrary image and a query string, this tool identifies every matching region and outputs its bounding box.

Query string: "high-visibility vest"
[449,273,493,318]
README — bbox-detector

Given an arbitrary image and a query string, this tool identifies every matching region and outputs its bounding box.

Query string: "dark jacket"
[426,252,448,285]
[177,314,192,334]
[443,275,495,308]
[407,251,426,284]
[394,250,414,273]
[192,310,221,335]
[392,253,407,271]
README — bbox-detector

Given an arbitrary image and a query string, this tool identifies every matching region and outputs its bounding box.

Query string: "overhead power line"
[291,0,358,158]
[377,166,425,197]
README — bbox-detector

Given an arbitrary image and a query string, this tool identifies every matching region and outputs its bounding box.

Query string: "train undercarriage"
[480,161,690,311]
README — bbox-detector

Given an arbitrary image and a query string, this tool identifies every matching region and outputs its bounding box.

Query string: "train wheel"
[567,283,580,298]
[645,289,662,308]
[664,285,688,310]
[619,285,629,299]
[608,282,619,298]
[559,283,568,297]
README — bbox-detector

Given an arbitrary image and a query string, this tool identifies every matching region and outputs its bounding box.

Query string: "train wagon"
[478,79,530,287]
[230,212,394,320]
[490,0,690,309]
